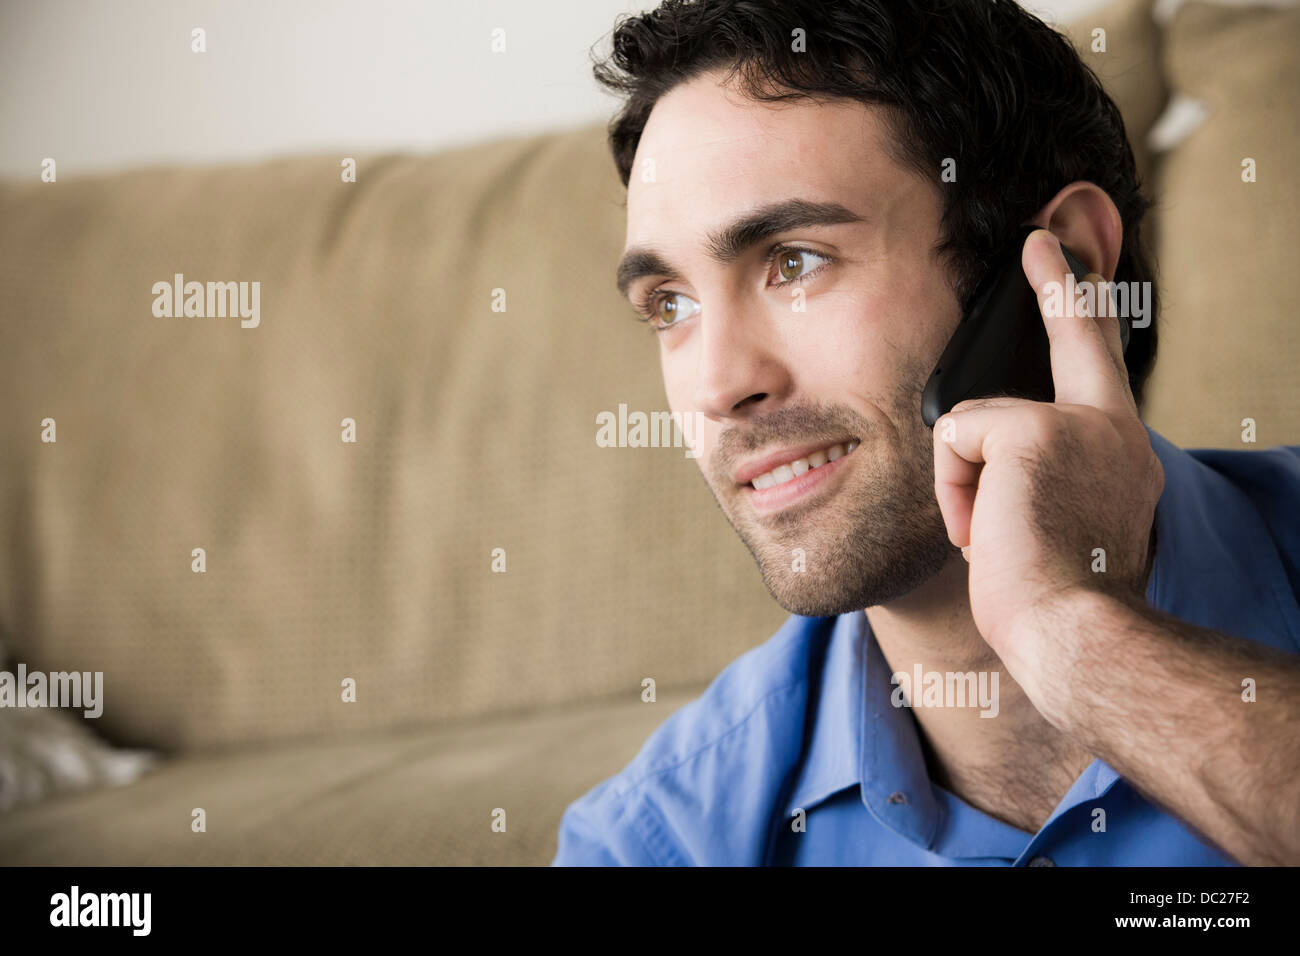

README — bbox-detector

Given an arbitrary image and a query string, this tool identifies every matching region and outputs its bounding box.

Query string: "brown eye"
[772,247,830,285]
[646,290,699,330]
[779,251,804,281]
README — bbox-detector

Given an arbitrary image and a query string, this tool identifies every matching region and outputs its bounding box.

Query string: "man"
[553,0,1300,865]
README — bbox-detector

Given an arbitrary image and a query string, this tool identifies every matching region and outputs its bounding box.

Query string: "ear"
[1027,182,1123,280]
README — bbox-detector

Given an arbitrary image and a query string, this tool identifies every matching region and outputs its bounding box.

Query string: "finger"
[932,404,1020,547]
[933,424,979,548]
[947,395,1032,414]
[1080,271,1127,376]
[1022,229,1131,417]
[933,401,1062,546]
[1078,271,1139,418]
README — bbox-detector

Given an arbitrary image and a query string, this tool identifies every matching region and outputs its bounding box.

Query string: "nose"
[690,301,791,421]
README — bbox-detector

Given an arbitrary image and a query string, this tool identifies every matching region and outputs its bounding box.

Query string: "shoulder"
[552,612,832,866]
[1184,444,1300,531]
[1147,430,1300,651]
[1182,442,1300,588]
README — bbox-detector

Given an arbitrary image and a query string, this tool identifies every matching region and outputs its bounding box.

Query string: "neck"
[863,520,1158,833]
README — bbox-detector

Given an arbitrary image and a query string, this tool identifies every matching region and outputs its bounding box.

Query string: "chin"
[732,497,956,617]
[755,541,954,617]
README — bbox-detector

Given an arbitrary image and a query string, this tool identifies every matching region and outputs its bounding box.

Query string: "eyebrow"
[615,198,866,299]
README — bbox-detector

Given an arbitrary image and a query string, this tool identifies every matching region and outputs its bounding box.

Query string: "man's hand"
[931,228,1164,721]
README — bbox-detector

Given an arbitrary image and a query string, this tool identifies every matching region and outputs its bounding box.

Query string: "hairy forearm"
[1051,590,1300,866]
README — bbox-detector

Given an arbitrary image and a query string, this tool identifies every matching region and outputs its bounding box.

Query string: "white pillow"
[0,639,158,812]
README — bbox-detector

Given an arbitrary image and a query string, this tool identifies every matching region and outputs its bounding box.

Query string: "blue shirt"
[552,427,1300,865]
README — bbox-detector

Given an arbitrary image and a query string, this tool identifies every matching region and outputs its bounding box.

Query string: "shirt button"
[1027,856,1056,867]
[887,791,908,805]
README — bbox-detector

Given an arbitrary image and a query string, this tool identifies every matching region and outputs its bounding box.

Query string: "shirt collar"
[783,426,1300,838]
[782,609,865,819]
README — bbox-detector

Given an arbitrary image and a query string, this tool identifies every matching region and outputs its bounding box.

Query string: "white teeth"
[749,441,858,489]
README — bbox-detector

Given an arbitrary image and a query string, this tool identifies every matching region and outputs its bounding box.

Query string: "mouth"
[736,438,860,515]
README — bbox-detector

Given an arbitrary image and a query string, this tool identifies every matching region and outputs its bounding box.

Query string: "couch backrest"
[0,127,801,750]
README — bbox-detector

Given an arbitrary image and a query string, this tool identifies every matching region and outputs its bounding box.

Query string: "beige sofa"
[0,0,1296,865]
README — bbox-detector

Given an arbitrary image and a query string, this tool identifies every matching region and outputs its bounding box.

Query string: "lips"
[734,438,860,488]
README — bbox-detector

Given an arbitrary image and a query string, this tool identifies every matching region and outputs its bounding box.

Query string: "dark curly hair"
[591,0,1159,408]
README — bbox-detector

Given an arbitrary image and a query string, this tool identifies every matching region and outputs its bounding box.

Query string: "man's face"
[620,69,963,616]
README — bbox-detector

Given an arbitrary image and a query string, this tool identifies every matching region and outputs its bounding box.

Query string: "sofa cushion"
[1139,1,1300,447]
[1057,0,1168,189]
[0,126,790,750]
[0,687,699,865]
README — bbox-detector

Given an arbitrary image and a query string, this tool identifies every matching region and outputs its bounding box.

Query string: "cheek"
[783,290,904,389]
[784,284,949,417]
[659,352,715,451]
[693,420,723,468]
[660,350,694,417]
[839,269,960,386]
[896,267,961,359]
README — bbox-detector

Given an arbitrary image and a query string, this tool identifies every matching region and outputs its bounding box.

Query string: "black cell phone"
[920,225,1128,428]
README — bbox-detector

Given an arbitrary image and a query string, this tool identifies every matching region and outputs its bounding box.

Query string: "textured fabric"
[0,687,700,865]
[1058,0,1168,188]
[1140,1,1300,447]
[552,429,1300,865]
[0,126,790,751]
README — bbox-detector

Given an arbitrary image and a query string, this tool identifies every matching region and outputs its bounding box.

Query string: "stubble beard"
[706,393,955,617]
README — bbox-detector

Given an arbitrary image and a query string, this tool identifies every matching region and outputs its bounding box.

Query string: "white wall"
[0,0,1107,179]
